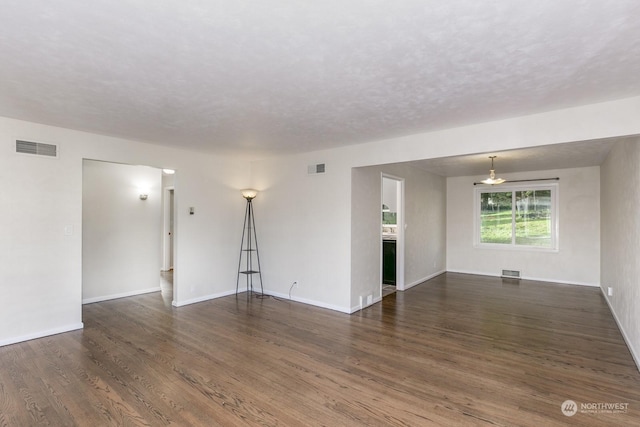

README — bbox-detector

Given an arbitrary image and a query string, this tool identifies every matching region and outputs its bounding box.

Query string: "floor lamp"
[236,189,264,296]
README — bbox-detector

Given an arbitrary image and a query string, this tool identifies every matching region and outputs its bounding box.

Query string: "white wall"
[0,116,249,346]
[352,164,446,311]
[82,160,162,303]
[162,172,175,188]
[447,166,600,285]
[1,125,83,345]
[601,138,640,368]
[351,167,382,309]
[249,152,354,312]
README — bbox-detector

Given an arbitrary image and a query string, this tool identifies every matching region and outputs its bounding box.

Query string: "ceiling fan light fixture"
[481,156,505,185]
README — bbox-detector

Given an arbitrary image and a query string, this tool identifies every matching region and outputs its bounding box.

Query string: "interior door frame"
[381,174,405,293]
[162,186,175,271]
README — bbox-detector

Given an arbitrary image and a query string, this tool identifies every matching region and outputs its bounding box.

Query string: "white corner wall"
[351,164,445,311]
[0,116,249,346]
[600,138,640,368]
[82,160,162,303]
[447,166,600,285]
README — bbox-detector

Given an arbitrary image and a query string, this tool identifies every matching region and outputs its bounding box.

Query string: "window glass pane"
[480,192,512,244]
[382,212,397,225]
[515,190,552,247]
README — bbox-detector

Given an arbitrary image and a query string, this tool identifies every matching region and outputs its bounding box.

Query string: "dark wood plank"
[1,272,639,426]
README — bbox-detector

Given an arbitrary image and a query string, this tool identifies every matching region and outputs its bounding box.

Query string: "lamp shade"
[480,156,505,185]
[480,170,505,185]
[241,189,258,200]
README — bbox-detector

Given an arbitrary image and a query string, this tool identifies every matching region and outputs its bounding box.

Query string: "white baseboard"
[349,270,446,313]
[524,276,599,287]
[172,289,237,307]
[173,288,352,313]
[264,289,352,314]
[0,322,84,347]
[403,270,446,290]
[600,287,640,372]
[446,269,599,287]
[349,295,383,314]
[83,287,161,304]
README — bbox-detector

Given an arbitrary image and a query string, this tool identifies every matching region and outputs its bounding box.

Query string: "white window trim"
[473,182,559,252]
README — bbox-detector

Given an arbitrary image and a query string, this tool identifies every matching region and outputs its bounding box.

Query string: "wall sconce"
[139,186,150,200]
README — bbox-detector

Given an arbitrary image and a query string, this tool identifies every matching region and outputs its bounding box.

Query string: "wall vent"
[16,140,58,158]
[308,163,326,174]
[501,269,521,279]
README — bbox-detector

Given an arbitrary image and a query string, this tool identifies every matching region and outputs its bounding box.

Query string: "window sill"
[474,243,559,253]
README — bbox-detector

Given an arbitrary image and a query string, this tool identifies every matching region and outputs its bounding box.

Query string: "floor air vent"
[501,269,521,279]
[16,140,58,158]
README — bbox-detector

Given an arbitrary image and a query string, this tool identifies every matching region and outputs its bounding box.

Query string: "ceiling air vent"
[16,140,58,158]
[308,163,326,175]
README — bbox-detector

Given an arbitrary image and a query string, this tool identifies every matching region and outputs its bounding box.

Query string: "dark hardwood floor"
[1,273,639,426]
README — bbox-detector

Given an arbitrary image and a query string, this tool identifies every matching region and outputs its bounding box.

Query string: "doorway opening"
[381,174,404,297]
[162,187,175,272]
[81,160,177,310]
[162,184,175,306]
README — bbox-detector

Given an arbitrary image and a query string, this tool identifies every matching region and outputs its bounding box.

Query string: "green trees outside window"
[382,204,397,225]
[479,187,554,248]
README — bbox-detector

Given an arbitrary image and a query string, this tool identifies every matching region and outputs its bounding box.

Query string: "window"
[475,183,558,250]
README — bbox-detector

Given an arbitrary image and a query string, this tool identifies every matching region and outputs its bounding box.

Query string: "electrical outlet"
[293,280,299,288]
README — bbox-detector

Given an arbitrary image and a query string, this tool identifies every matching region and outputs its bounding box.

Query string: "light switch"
[64,225,73,236]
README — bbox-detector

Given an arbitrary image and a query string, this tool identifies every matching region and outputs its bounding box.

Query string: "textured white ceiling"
[405,138,620,177]
[1,1,639,159]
